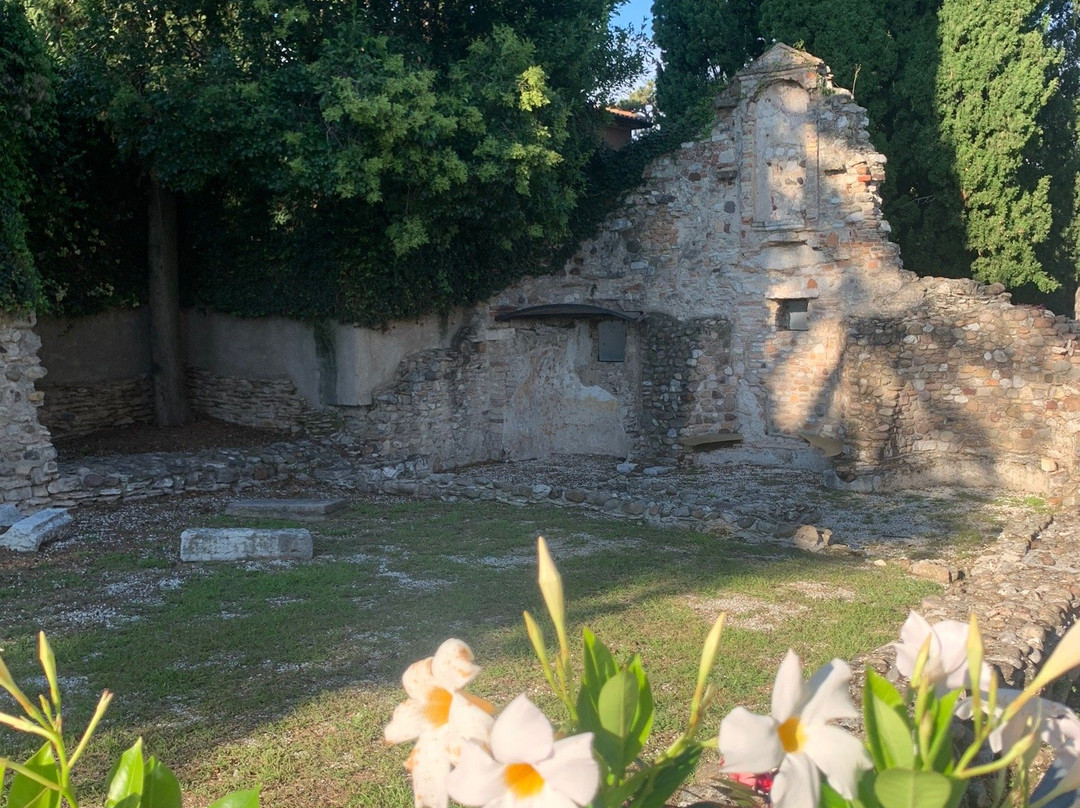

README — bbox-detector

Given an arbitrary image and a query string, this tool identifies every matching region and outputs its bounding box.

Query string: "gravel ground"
[44,418,1044,564]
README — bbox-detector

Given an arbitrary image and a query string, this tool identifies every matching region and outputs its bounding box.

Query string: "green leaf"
[863,670,913,770]
[624,655,654,763]
[599,670,639,740]
[7,744,60,808]
[595,670,639,773]
[106,738,146,808]
[602,769,650,808]
[821,780,858,808]
[925,689,961,772]
[575,684,602,739]
[206,788,261,808]
[577,629,620,747]
[865,669,904,709]
[872,769,960,808]
[581,629,618,702]
[143,756,183,808]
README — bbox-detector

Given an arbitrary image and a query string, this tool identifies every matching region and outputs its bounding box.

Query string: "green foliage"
[23,0,648,323]
[617,79,656,111]
[23,112,148,315]
[0,0,53,312]
[936,0,1062,291]
[651,0,1080,296]
[652,0,760,117]
[0,633,258,808]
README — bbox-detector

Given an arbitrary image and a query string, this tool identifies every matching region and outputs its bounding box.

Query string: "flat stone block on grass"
[224,498,348,520]
[0,508,72,552]
[180,528,313,562]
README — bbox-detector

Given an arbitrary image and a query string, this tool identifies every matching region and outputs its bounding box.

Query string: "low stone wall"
[45,440,338,505]
[38,377,153,438]
[859,509,1080,696]
[0,313,56,508]
[343,339,499,469]
[832,278,1080,503]
[185,368,313,432]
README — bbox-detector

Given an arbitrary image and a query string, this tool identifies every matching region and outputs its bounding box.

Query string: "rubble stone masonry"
[16,44,1080,508]
[342,45,1080,505]
[0,313,57,508]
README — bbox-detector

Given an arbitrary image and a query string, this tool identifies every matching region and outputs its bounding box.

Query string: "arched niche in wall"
[750,80,818,228]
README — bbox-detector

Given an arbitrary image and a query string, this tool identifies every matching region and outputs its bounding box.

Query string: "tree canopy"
[9,0,646,323]
[652,0,1080,299]
[0,0,53,312]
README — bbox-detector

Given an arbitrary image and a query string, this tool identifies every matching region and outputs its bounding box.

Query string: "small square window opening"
[780,299,810,331]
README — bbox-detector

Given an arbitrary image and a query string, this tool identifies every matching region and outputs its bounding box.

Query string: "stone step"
[679,431,743,448]
[0,508,72,552]
[180,528,313,562]
[224,498,348,520]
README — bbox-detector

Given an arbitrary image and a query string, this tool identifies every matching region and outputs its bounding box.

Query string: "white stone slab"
[180,528,313,562]
[1,508,72,552]
[224,498,347,520]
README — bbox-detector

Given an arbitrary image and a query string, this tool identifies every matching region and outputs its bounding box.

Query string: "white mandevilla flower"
[894,611,989,693]
[446,694,599,808]
[1032,711,1080,808]
[385,639,495,808]
[718,651,870,808]
[957,688,1080,754]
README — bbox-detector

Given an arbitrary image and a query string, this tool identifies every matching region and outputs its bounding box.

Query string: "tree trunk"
[148,177,190,427]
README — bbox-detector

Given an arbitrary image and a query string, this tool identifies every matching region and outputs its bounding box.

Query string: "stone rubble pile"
[860,510,1080,694]
[50,443,827,541]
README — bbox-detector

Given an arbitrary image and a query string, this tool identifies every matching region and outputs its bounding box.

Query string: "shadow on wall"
[742,54,1078,502]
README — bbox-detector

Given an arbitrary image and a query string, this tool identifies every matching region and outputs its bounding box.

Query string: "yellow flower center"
[778,716,806,753]
[424,687,453,726]
[504,763,545,798]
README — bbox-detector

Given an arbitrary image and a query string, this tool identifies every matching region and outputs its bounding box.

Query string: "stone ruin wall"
[12,44,1080,507]
[834,278,1080,501]
[640,315,735,462]
[34,309,154,438]
[37,377,153,438]
[0,313,57,508]
[343,44,1080,504]
[341,318,645,470]
[184,368,312,433]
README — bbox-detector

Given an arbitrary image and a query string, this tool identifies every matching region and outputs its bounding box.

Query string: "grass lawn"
[0,497,942,807]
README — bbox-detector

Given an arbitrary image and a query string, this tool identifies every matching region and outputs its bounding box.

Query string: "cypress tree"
[936,0,1062,291]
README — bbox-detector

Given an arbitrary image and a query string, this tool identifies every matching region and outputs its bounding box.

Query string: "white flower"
[957,688,1080,754]
[718,651,870,808]
[1032,747,1080,808]
[1031,716,1080,808]
[446,694,599,808]
[894,612,989,693]
[385,639,495,808]
[958,692,1080,808]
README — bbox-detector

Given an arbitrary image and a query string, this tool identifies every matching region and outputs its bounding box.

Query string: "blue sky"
[611,0,654,38]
